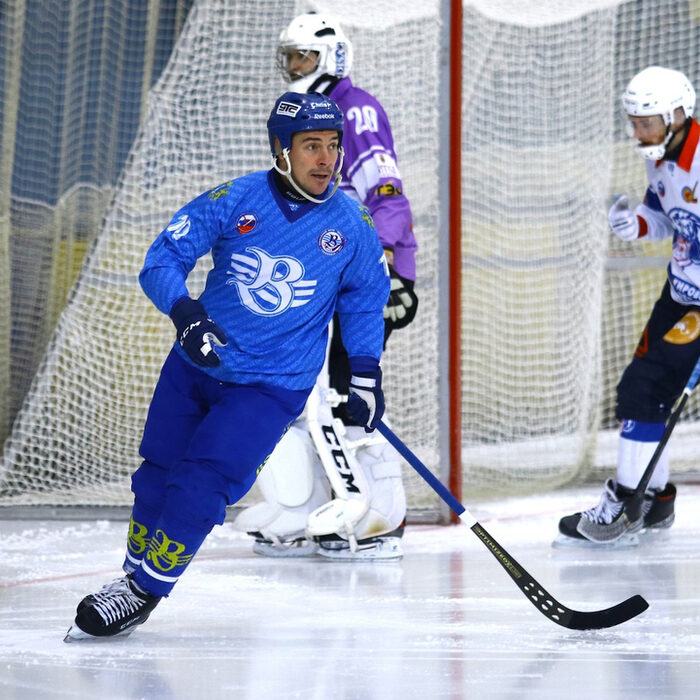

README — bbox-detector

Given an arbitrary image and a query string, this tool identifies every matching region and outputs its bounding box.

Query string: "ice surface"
[1,484,699,699]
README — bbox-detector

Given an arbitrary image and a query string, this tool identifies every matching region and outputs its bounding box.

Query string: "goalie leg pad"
[314,425,407,560]
[231,425,330,553]
[345,425,407,541]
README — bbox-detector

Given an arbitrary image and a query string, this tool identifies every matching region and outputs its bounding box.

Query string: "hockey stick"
[376,420,648,630]
[577,353,700,543]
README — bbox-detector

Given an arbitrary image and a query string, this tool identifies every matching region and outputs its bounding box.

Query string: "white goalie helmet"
[622,66,696,160]
[276,12,353,93]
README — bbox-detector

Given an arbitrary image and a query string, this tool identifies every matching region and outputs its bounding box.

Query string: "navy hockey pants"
[616,281,700,423]
[126,348,310,596]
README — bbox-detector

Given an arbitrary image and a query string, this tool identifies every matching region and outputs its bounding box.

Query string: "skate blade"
[63,624,138,643]
[252,540,319,558]
[317,541,404,562]
[551,532,640,549]
[64,625,91,642]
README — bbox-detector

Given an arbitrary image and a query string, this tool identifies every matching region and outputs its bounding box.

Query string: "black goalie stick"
[577,354,700,543]
[376,421,648,630]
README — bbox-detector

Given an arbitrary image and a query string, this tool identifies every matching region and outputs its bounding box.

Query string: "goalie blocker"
[232,386,406,561]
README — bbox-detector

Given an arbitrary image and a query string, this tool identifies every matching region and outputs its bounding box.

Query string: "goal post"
[2,0,700,519]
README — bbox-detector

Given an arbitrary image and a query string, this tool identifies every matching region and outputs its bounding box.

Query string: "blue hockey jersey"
[140,170,389,389]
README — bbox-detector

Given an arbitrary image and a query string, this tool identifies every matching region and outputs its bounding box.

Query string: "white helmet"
[276,12,353,94]
[622,66,696,160]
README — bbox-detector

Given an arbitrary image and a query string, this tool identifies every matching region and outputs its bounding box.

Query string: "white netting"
[461,0,700,495]
[1,0,699,515]
[0,0,442,512]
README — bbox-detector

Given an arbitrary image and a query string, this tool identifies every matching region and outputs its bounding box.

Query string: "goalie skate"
[315,522,405,561]
[249,532,319,558]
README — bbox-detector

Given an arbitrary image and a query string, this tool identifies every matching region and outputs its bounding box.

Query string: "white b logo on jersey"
[226,246,317,316]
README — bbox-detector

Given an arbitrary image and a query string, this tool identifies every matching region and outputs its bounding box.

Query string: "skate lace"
[91,580,144,625]
[95,575,129,596]
[582,479,624,525]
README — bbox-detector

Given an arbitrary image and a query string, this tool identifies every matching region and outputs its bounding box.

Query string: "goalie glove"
[384,267,418,331]
[346,368,385,433]
[169,296,227,368]
[608,195,639,241]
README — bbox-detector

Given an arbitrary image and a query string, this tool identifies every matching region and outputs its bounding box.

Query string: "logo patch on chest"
[318,229,346,255]
[682,183,698,204]
[236,213,258,234]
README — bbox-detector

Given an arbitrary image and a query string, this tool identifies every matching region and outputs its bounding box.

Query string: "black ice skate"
[557,478,639,543]
[65,575,161,641]
[557,478,676,545]
[642,482,676,530]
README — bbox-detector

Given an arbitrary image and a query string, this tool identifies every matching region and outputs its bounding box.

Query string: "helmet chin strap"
[635,115,688,161]
[272,147,345,204]
[288,70,324,94]
[636,127,675,161]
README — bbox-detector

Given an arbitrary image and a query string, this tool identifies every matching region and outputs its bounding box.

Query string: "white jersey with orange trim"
[635,119,700,306]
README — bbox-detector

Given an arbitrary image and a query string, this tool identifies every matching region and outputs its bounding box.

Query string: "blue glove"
[346,368,385,433]
[169,297,227,368]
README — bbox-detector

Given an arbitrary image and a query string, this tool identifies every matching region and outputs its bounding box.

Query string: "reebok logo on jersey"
[277,101,300,117]
[226,246,317,316]
[167,214,191,240]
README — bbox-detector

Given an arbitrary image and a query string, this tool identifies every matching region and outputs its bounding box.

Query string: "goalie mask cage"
[1,0,700,521]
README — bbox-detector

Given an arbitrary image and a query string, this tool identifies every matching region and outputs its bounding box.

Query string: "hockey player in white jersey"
[558,66,700,544]
[232,12,417,560]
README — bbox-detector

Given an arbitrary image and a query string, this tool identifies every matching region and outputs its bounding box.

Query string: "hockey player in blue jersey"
[65,91,390,640]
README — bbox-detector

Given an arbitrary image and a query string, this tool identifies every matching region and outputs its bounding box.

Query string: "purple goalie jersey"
[329,77,417,281]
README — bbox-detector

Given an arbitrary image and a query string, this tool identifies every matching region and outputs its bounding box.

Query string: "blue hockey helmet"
[267,91,344,156]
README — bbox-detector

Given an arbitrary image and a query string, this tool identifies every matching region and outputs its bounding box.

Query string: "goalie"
[232,12,418,561]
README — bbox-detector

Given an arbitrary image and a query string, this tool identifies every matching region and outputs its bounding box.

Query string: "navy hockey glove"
[346,368,385,433]
[169,297,227,368]
[384,267,418,331]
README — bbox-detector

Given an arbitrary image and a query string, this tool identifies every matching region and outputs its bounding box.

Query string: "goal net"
[1,0,699,518]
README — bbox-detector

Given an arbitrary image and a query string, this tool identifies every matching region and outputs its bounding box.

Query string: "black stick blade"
[471,522,649,630]
[564,594,649,631]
